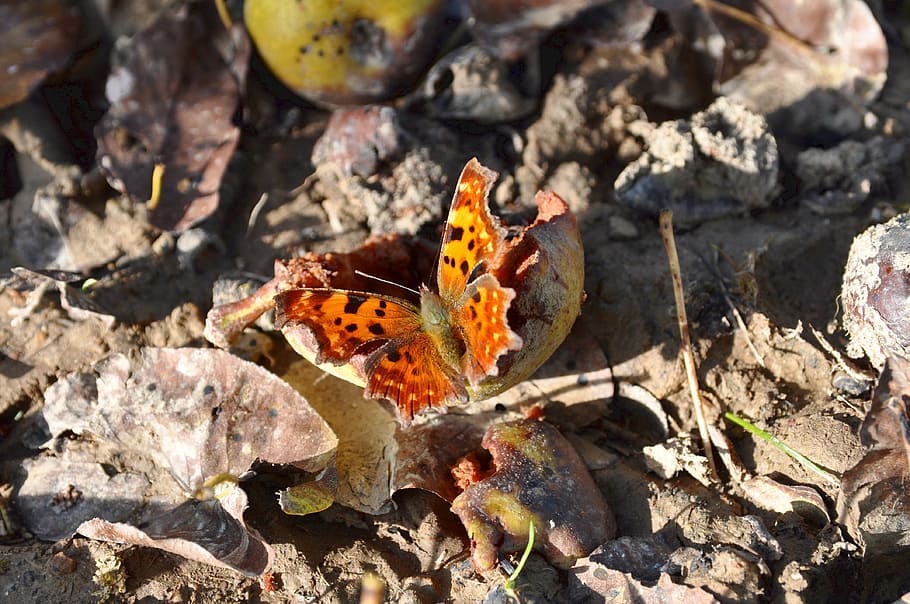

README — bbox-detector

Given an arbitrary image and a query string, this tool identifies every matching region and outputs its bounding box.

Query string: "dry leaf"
[78,484,273,577]
[570,567,720,604]
[96,2,249,231]
[0,0,80,109]
[840,356,910,554]
[32,347,337,575]
[841,212,910,369]
[740,475,830,525]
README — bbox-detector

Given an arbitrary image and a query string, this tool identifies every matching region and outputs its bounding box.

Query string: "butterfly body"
[419,286,466,371]
[275,158,523,421]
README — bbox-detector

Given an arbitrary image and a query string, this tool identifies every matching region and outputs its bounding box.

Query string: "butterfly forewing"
[453,274,523,386]
[365,336,469,420]
[275,289,422,365]
[436,158,507,301]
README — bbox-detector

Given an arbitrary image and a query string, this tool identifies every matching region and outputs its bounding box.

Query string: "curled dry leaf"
[840,356,910,554]
[79,484,273,577]
[9,267,115,327]
[96,2,250,231]
[36,347,337,575]
[244,0,446,105]
[688,0,887,130]
[740,476,830,526]
[411,45,537,124]
[0,0,80,110]
[450,419,616,570]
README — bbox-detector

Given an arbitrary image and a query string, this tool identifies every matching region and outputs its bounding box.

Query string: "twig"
[659,210,719,482]
[725,293,765,367]
[246,192,269,236]
[704,245,764,366]
[723,411,841,487]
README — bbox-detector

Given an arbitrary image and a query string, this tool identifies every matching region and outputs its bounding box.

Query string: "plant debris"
[451,419,616,570]
[96,1,250,231]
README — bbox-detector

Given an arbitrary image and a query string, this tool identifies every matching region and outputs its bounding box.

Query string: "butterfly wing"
[436,158,507,302]
[453,273,523,386]
[365,336,469,420]
[275,289,423,364]
[275,288,467,420]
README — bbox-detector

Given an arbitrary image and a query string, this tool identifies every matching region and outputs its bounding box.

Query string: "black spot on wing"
[334,317,342,326]
[345,323,358,333]
[386,348,401,363]
[368,323,384,335]
[344,295,367,314]
[459,260,469,276]
[447,225,465,241]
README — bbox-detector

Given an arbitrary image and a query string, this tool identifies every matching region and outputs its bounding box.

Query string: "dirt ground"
[2,1,910,603]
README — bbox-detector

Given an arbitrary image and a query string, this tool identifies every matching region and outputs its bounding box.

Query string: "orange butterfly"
[274,158,523,421]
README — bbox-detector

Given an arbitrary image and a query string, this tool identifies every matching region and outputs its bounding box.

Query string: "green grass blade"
[723,411,841,486]
[504,520,535,594]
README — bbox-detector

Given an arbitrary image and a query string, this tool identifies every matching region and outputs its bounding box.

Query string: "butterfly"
[274,158,523,421]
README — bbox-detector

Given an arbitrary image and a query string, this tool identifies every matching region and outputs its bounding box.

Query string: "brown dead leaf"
[0,0,80,109]
[96,2,249,231]
[43,349,337,486]
[451,419,616,570]
[840,356,910,554]
[8,267,115,327]
[696,0,887,116]
[78,484,273,577]
[33,347,337,575]
[569,567,720,604]
[740,475,830,526]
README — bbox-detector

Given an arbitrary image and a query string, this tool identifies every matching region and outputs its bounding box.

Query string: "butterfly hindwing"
[274,289,422,365]
[364,335,469,420]
[453,273,523,386]
[436,158,507,301]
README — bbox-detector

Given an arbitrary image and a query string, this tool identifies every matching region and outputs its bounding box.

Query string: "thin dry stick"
[659,210,719,482]
[808,323,876,383]
[722,287,765,367]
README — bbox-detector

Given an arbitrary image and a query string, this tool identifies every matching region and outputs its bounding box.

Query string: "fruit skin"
[244,0,445,105]
[841,212,910,369]
[451,419,615,570]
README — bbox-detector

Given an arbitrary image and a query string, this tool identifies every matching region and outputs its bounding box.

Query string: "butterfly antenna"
[354,270,421,297]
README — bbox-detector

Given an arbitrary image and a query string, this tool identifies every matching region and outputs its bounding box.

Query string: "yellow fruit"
[244,0,445,105]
